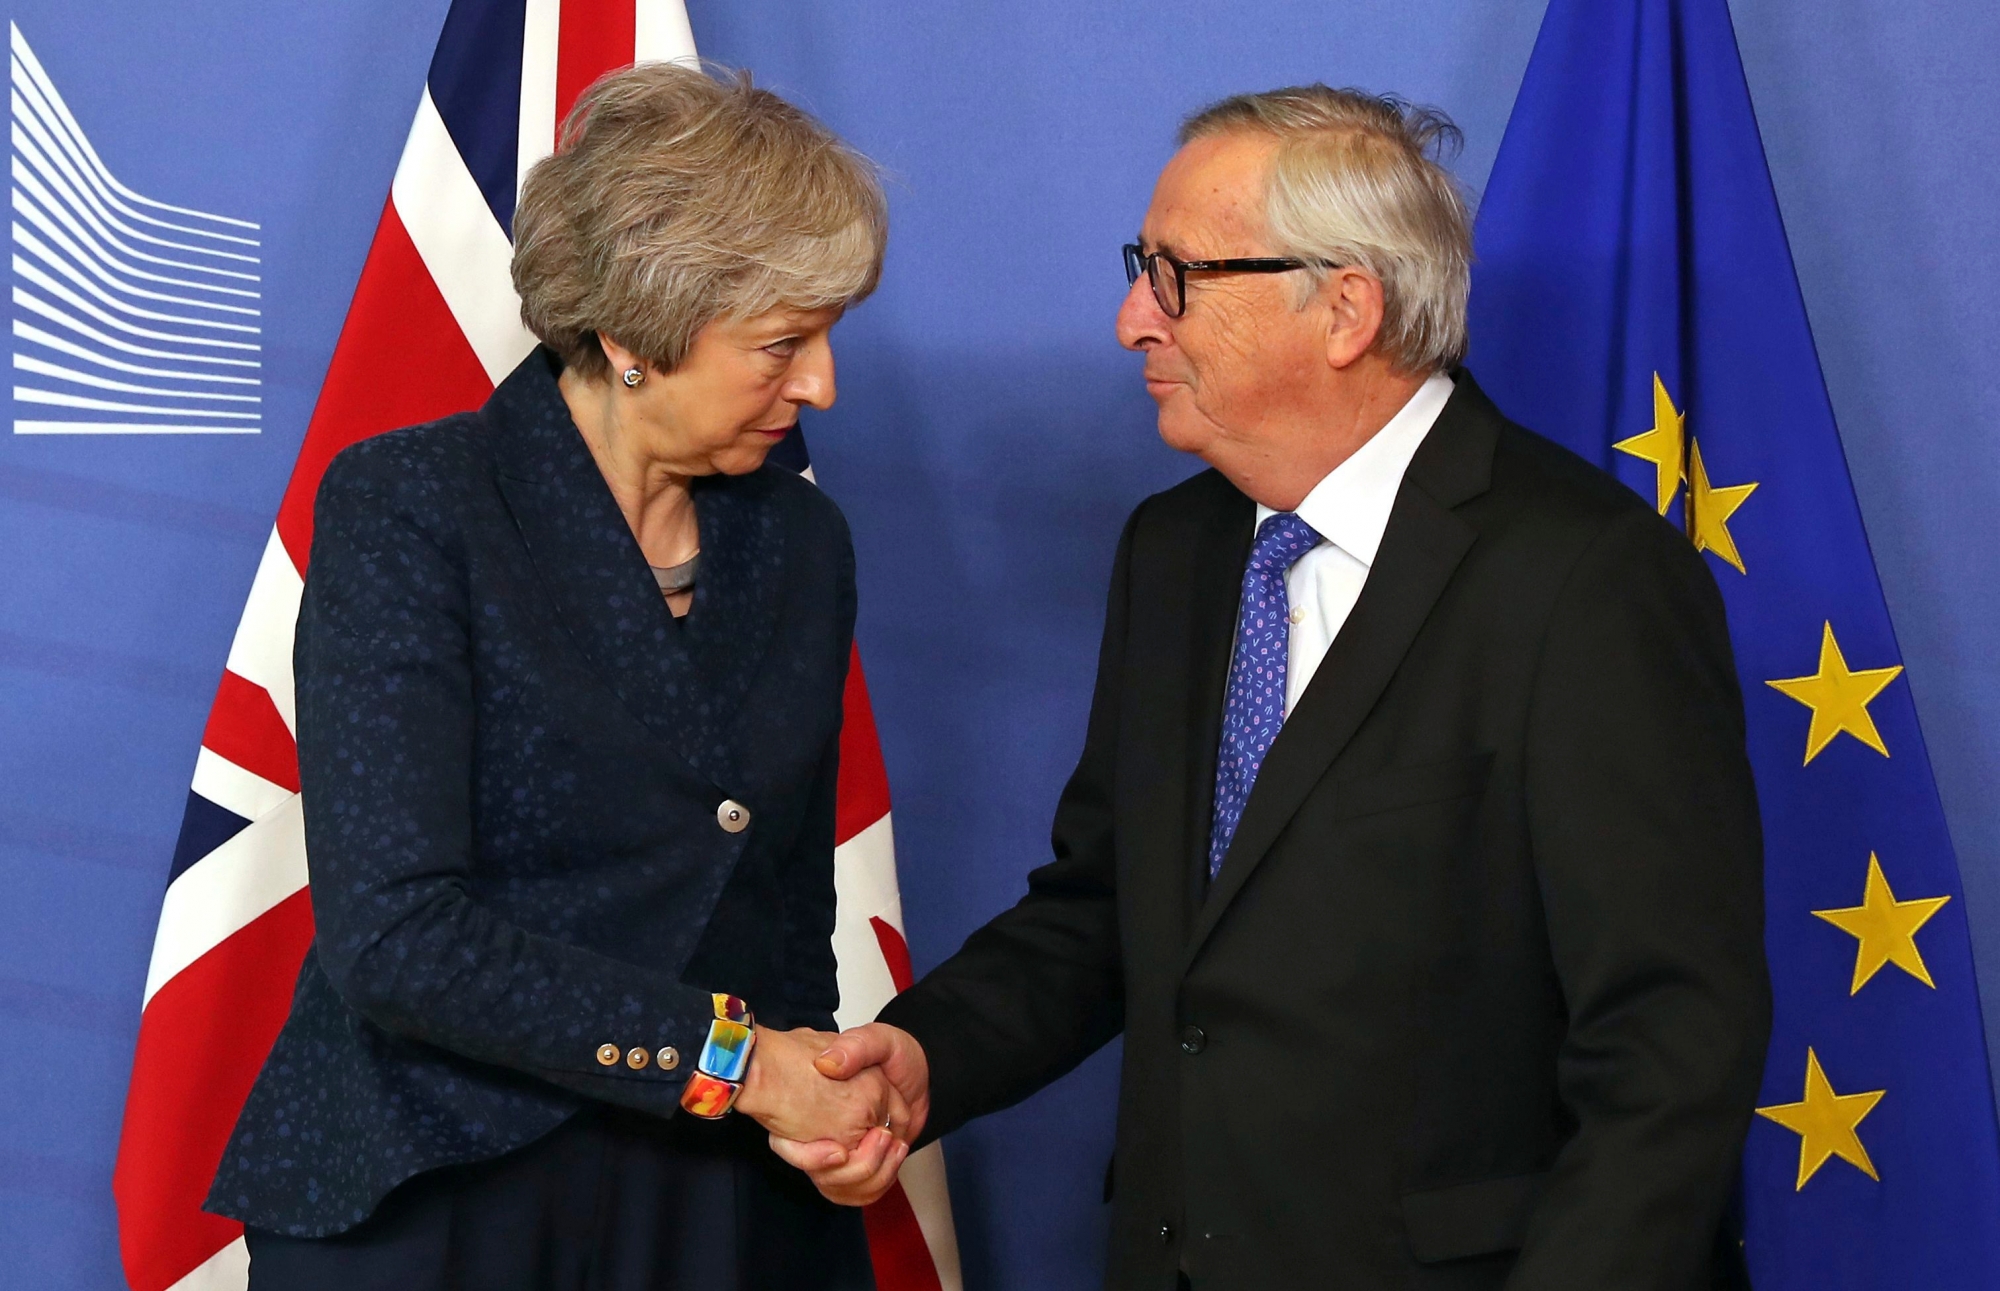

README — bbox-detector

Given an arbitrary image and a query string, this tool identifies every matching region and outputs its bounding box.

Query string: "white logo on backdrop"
[11,22,262,435]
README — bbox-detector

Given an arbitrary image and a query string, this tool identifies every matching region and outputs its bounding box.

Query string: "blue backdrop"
[3,2,1996,1288]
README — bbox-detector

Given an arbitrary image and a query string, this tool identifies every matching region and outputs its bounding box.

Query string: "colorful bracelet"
[679,994,757,1119]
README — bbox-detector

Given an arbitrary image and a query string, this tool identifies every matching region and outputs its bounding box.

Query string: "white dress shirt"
[1254,372,1456,714]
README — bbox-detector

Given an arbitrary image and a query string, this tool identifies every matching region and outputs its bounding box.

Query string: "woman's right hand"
[731,1026,910,1150]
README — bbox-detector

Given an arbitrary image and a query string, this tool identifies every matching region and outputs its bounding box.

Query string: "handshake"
[733,1022,929,1206]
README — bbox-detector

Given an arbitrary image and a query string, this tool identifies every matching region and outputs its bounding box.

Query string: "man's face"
[1117,132,1330,464]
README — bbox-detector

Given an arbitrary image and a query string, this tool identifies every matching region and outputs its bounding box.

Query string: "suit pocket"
[1401,1171,1548,1264]
[1327,751,1494,822]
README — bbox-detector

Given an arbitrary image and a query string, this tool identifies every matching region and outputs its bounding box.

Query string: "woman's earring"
[621,366,645,389]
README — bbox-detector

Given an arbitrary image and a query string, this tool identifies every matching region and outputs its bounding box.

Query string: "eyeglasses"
[1122,243,1330,318]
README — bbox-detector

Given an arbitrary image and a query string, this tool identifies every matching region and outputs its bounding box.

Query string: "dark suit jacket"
[881,373,1770,1290]
[208,350,857,1237]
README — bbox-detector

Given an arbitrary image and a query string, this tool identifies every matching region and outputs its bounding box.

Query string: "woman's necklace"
[649,552,700,596]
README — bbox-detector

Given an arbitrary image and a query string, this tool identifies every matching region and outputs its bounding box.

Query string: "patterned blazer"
[206,349,857,1237]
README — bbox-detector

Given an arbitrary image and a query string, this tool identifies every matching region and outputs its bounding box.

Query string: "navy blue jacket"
[207,350,857,1237]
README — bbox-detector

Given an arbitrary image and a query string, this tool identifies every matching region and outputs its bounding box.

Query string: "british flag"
[108,3,960,1288]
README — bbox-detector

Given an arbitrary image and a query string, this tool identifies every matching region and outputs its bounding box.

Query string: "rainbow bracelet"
[679,994,757,1119]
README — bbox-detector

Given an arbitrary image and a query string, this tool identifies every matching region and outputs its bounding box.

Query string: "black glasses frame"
[1123,243,1331,318]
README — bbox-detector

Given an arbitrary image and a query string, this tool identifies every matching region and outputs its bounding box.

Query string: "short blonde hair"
[1180,86,1472,373]
[513,62,887,378]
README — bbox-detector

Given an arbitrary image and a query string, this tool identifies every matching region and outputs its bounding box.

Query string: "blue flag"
[1466,0,2000,1284]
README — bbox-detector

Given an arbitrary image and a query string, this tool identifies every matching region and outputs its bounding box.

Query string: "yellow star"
[1756,1048,1885,1189]
[1687,439,1758,574]
[1765,622,1903,765]
[1813,852,1950,994]
[1613,372,1687,516]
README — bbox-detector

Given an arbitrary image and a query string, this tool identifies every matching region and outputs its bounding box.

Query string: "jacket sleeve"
[776,734,843,1032]
[295,443,716,1118]
[877,510,1136,1141]
[776,534,855,1033]
[1510,507,1771,1289]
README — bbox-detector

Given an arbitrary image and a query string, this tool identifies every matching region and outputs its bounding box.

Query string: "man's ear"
[1322,267,1386,371]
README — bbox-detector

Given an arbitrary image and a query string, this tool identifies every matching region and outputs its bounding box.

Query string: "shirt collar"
[1256,371,1455,569]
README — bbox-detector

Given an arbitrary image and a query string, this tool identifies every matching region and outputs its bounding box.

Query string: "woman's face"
[627,304,844,476]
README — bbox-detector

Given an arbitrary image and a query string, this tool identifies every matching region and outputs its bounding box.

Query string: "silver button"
[717,799,750,833]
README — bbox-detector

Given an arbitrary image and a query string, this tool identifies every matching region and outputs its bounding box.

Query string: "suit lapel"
[677,470,784,766]
[1180,484,1256,911]
[1181,375,1499,968]
[487,351,780,787]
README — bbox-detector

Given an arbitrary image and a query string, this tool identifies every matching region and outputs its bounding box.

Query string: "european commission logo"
[10,22,262,434]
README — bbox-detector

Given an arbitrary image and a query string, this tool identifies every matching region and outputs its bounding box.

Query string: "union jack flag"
[109,3,960,1288]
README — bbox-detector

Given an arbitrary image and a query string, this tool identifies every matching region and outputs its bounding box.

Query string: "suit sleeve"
[775,533,856,1033]
[295,445,715,1118]
[1511,507,1771,1289]
[775,734,842,1031]
[876,510,1136,1141]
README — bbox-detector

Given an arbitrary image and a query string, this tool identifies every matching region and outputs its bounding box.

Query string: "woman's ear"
[595,330,646,377]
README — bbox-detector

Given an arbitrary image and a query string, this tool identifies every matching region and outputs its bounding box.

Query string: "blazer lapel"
[1182,375,1499,967]
[675,469,784,766]
[1180,484,1256,912]
[487,351,774,786]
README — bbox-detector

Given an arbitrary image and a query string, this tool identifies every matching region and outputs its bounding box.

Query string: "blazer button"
[1180,1026,1207,1055]
[596,1043,620,1067]
[657,1046,680,1071]
[626,1047,650,1070]
[1158,1222,1175,1244]
[717,799,751,833]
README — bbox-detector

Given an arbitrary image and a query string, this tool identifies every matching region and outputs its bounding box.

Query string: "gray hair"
[512,62,888,378]
[1180,86,1472,373]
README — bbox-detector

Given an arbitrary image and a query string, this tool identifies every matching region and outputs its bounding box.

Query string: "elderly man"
[783,86,1770,1290]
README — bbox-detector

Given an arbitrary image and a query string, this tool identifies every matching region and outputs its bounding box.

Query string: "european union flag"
[1466,0,2000,1284]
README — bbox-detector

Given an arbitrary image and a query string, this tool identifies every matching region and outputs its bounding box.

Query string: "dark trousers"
[245,1107,873,1291]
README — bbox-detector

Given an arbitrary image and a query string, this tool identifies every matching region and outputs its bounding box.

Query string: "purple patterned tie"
[1209,511,1323,880]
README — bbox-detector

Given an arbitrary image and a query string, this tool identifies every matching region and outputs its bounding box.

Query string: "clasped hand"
[734,1023,930,1206]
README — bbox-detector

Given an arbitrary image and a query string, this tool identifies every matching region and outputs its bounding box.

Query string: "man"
[780,87,1770,1290]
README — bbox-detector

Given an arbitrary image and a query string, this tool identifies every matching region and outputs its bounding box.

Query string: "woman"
[205,64,905,1289]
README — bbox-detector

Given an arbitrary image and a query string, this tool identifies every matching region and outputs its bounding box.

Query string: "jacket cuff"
[528,1007,715,1117]
[877,990,973,1148]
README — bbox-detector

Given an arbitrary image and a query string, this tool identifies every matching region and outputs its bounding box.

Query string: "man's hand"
[731,1026,907,1150]
[816,1023,931,1139]
[766,1023,931,1206]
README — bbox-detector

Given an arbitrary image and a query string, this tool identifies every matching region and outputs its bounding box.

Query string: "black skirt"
[244,1107,875,1291]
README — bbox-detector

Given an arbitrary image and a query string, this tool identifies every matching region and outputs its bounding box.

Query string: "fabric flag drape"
[109,4,959,1289]
[1467,0,2000,1284]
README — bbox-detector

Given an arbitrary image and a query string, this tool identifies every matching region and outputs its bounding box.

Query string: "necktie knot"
[1249,511,1322,574]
